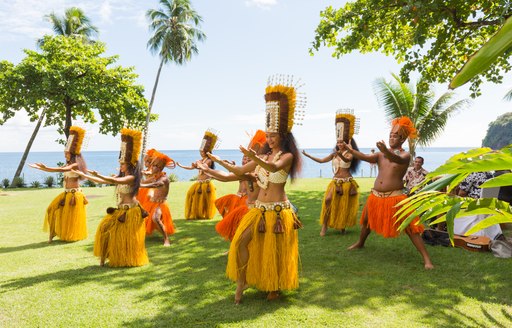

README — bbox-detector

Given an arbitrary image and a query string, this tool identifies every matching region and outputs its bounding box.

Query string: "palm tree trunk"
[408,139,416,165]
[10,108,46,187]
[141,58,165,161]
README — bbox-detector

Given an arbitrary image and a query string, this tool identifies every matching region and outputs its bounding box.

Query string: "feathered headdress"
[200,129,220,153]
[335,109,360,143]
[152,150,176,169]
[264,74,306,133]
[247,129,266,153]
[391,116,418,140]
[65,126,86,155]
[119,128,142,165]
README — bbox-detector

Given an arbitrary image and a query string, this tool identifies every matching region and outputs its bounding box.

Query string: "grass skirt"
[144,201,176,236]
[43,190,88,241]
[185,180,217,219]
[320,179,359,230]
[216,204,249,241]
[94,206,148,267]
[215,194,247,217]
[226,207,300,292]
[361,193,424,238]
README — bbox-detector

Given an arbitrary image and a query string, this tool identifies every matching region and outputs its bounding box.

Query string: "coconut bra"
[332,152,351,173]
[255,151,289,189]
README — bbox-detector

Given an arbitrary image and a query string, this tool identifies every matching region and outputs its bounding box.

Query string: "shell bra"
[116,183,134,205]
[332,151,351,174]
[255,151,288,189]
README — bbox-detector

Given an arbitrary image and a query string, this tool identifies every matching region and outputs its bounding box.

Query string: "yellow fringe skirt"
[43,189,88,241]
[226,202,301,292]
[185,180,217,219]
[94,205,149,267]
[320,178,359,230]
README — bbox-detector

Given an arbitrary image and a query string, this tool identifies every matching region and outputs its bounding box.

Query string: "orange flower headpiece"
[264,74,306,133]
[152,150,176,169]
[247,129,266,153]
[200,129,220,153]
[391,116,418,140]
[65,126,86,155]
[119,128,142,166]
[335,109,360,143]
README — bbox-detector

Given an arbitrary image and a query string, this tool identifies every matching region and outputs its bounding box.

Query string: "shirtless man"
[343,116,433,269]
[140,150,175,246]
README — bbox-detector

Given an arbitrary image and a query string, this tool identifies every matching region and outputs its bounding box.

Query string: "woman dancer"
[30,126,88,243]
[302,109,360,236]
[74,128,148,267]
[177,129,218,220]
[210,75,305,304]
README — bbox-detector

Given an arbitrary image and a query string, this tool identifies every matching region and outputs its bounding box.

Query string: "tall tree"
[143,0,206,158]
[482,112,512,149]
[38,7,98,46]
[0,36,149,184]
[374,74,471,159]
[311,0,512,97]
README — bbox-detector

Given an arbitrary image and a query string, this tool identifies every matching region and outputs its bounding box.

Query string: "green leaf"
[480,173,512,188]
[464,213,512,236]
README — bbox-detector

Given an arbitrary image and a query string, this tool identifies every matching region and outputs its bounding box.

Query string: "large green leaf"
[450,15,512,89]
[465,212,512,236]
[480,173,512,188]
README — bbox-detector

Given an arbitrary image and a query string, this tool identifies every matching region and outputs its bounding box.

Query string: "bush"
[168,173,179,183]
[44,176,55,188]
[83,179,96,187]
[2,178,9,188]
[56,162,64,187]
[31,181,42,188]
[189,175,198,181]
[12,177,25,188]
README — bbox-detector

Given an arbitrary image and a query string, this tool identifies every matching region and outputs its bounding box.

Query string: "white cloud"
[245,0,278,10]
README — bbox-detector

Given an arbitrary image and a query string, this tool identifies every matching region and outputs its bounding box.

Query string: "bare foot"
[267,291,280,301]
[340,229,346,235]
[163,239,171,247]
[320,226,327,237]
[48,233,55,244]
[424,262,434,270]
[100,258,105,267]
[235,283,249,305]
[348,241,364,250]
[222,250,229,256]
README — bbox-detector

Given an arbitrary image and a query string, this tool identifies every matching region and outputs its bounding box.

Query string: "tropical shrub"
[2,178,9,188]
[44,176,55,188]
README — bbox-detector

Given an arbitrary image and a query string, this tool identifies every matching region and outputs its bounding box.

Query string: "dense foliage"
[482,112,512,149]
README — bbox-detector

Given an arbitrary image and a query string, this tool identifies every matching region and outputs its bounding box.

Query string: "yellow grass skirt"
[226,206,300,292]
[320,179,359,230]
[185,180,217,219]
[94,206,149,267]
[43,190,88,241]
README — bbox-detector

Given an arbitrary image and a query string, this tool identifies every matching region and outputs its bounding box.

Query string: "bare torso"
[374,151,409,192]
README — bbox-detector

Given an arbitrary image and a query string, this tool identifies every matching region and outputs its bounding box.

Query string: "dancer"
[344,116,433,269]
[140,150,176,246]
[302,109,361,236]
[30,126,89,243]
[177,129,218,220]
[74,128,148,267]
[137,148,157,211]
[211,75,305,303]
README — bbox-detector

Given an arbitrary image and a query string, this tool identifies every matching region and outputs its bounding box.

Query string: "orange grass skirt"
[144,201,176,236]
[216,204,249,241]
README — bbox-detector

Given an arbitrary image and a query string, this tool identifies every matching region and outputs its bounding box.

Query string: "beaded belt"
[333,177,353,184]
[247,202,255,209]
[255,200,291,212]
[117,202,139,210]
[64,188,81,193]
[371,188,405,198]
[197,178,212,183]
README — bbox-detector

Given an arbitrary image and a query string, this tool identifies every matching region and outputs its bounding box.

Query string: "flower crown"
[391,116,417,140]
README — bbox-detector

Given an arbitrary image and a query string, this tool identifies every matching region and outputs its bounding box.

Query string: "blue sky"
[0,0,510,152]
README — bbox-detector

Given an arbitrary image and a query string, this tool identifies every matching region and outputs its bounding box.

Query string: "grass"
[0,178,511,327]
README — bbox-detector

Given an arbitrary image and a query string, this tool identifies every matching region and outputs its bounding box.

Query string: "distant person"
[404,156,428,194]
[302,109,360,236]
[29,126,88,243]
[369,149,377,177]
[343,116,434,270]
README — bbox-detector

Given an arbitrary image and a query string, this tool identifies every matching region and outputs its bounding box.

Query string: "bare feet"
[340,229,346,235]
[347,241,364,250]
[222,250,229,256]
[424,262,434,270]
[234,283,249,305]
[320,226,327,237]
[266,291,280,301]
[163,239,171,247]
[48,233,55,244]
[100,258,105,267]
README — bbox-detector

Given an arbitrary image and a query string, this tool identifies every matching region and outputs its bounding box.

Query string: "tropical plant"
[311,0,512,97]
[82,179,96,187]
[168,173,179,182]
[44,176,55,188]
[373,74,470,159]
[11,177,25,188]
[482,112,512,149]
[142,0,206,158]
[30,181,42,188]
[2,178,9,188]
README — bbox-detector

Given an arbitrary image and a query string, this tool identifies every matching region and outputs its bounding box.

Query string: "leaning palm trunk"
[141,58,164,161]
[11,108,46,187]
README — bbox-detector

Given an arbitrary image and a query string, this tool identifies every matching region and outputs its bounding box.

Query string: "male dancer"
[343,116,433,269]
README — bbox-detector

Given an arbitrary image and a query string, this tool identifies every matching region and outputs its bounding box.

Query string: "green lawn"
[0,178,511,327]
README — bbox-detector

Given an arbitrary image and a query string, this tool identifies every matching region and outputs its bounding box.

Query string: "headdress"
[119,128,142,165]
[264,74,306,133]
[200,129,220,153]
[391,116,418,140]
[65,126,86,155]
[335,109,360,143]
[247,129,266,153]
[152,150,176,169]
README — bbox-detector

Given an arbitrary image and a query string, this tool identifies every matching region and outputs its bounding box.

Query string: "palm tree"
[373,74,471,160]
[142,0,206,158]
[11,8,98,187]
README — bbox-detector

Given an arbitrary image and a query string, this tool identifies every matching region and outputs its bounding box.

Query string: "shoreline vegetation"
[1,178,511,327]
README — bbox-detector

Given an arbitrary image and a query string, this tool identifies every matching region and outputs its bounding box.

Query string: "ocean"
[0,147,473,185]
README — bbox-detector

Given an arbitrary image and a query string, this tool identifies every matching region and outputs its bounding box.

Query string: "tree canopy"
[482,112,512,149]
[311,0,512,97]
[0,35,150,139]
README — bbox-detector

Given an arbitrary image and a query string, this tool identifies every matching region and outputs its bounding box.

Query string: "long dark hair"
[334,139,361,175]
[117,161,142,197]
[259,132,302,182]
[68,153,87,180]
